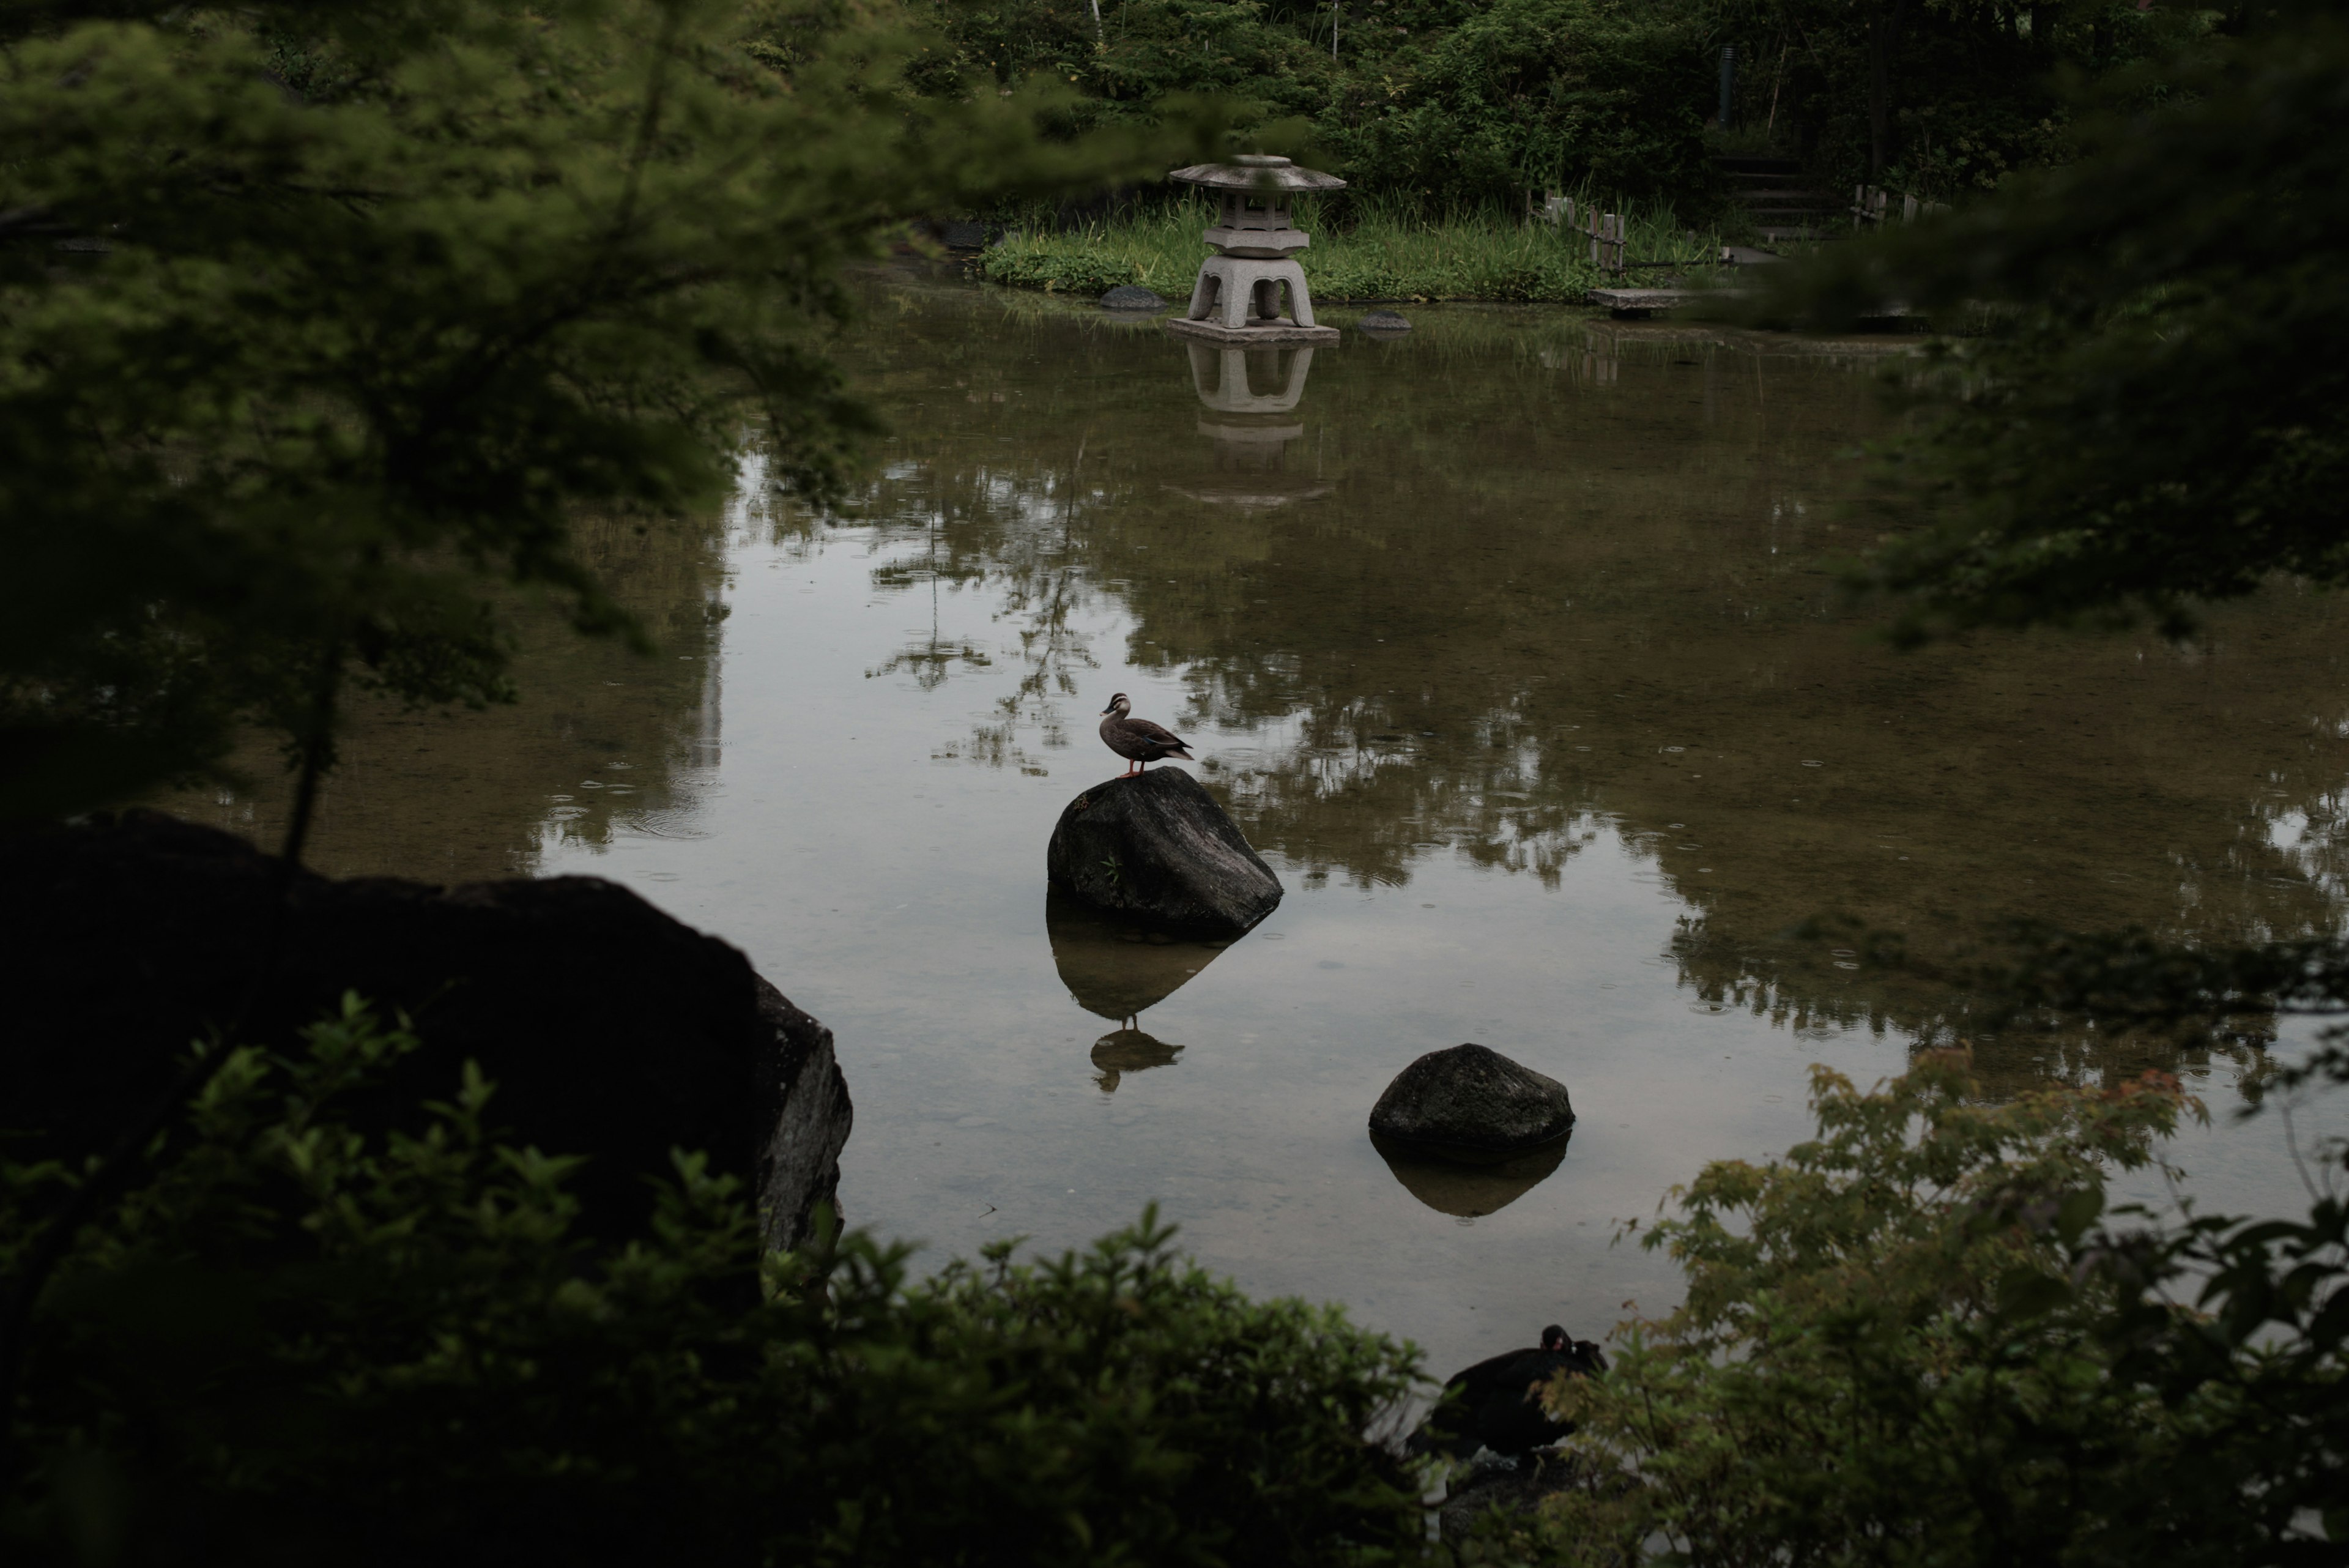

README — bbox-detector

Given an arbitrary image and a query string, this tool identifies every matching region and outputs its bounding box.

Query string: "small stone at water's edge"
[1357,309,1412,332]
[1099,284,1167,311]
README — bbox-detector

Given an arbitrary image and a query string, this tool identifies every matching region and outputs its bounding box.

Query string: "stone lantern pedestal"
[1165,155,1344,346]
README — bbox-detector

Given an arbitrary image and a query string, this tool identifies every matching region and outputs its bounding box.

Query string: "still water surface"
[180,272,2349,1376]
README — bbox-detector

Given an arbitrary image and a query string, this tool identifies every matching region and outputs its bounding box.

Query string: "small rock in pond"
[1047,770,1283,936]
[1357,309,1412,333]
[1099,284,1166,311]
[1368,1043,1575,1164]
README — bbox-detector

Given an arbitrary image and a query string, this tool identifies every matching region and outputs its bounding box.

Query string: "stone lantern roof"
[1167,154,1348,193]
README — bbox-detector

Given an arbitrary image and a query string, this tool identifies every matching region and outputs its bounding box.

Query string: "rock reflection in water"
[1045,889,1230,1018]
[1170,343,1331,509]
[1047,890,1231,1090]
[1369,1131,1568,1220]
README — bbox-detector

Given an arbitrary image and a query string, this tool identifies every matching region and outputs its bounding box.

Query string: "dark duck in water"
[1097,693,1195,775]
[1410,1325,1608,1460]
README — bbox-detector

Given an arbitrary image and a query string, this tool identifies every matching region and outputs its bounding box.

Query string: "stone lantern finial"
[1165,155,1343,346]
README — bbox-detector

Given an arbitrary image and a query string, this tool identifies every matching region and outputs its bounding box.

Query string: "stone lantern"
[1165,154,1345,345]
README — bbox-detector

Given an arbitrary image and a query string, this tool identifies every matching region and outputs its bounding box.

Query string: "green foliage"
[1701,0,2188,191]
[919,0,1710,207]
[1316,0,1713,205]
[0,0,1206,823]
[1765,8,2349,643]
[2,999,1429,1565]
[1513,1053,2344,1567]
[980,187,1721,301]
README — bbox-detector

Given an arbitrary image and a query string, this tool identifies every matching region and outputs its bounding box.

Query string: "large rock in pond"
[0,811,850,1250]
[1368,1044,1575,1165]
[1045,770,1282,935]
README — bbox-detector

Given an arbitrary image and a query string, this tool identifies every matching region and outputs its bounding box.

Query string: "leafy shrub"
[1519,1052,2345,1567]
[1,1000,1427,1566]
[1315,0,1713,206]
[919,0,1709,209]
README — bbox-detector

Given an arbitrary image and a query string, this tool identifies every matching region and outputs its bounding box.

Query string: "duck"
[1409,1325,1608,1459]
[1098,693,1195,775]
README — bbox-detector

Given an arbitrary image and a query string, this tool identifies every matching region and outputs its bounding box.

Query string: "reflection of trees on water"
[166,508,730,882]
[840,461,1104,773]
[820,280,2349,1087]
[1663,912,2279,1099]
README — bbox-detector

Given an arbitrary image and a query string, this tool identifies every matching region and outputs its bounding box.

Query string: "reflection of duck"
[1091,1024,1184,1092]
[1411,1326,1609,1460]
[1099,693,1195,775]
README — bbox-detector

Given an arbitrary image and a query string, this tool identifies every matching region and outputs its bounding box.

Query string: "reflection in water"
[820,279,2349,1096]
[1370,1131,1569,1219]
[1187,343,1315,414]
[1046,890,1230,1019]
[1171,343,1332,510]
[1091,1027,1185,1093]
[157,511,730,881]
[1048,892,1229,1090]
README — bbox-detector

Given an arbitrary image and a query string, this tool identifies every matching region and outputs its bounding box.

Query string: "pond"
[174,269,2349,1379]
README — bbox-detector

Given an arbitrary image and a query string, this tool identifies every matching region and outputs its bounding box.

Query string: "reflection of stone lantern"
[1167,343,1334,509]
[1166,155,1345,346]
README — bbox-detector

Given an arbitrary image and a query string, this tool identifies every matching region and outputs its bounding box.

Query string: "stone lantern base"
[1168,255,1339,345]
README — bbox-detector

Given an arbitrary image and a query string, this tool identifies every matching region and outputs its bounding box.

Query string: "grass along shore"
[977,191,1731,305]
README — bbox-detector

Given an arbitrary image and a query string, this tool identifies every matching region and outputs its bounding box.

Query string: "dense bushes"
[1705,0,2194,194]
[0,1002,1426,1566]
[916,0,1713,208]
[1518,1053,2348,1566]
[1314,0,1713,206]
[9,1009,2344,1563]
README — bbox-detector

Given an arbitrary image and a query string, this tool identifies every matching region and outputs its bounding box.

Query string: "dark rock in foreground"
[1358,309,1412,333]
[0,811,850,1249]
[1368,1043,1574,1164]
[1099,284,1166,310]
[1046,770,1283,935]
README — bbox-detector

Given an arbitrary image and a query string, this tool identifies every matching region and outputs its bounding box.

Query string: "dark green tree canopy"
[0,0,1205,824]
[1768,6,2349,643]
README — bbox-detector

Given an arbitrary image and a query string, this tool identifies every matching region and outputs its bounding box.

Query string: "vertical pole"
[1718,45,1736,128]
[1332,0,1339,60]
